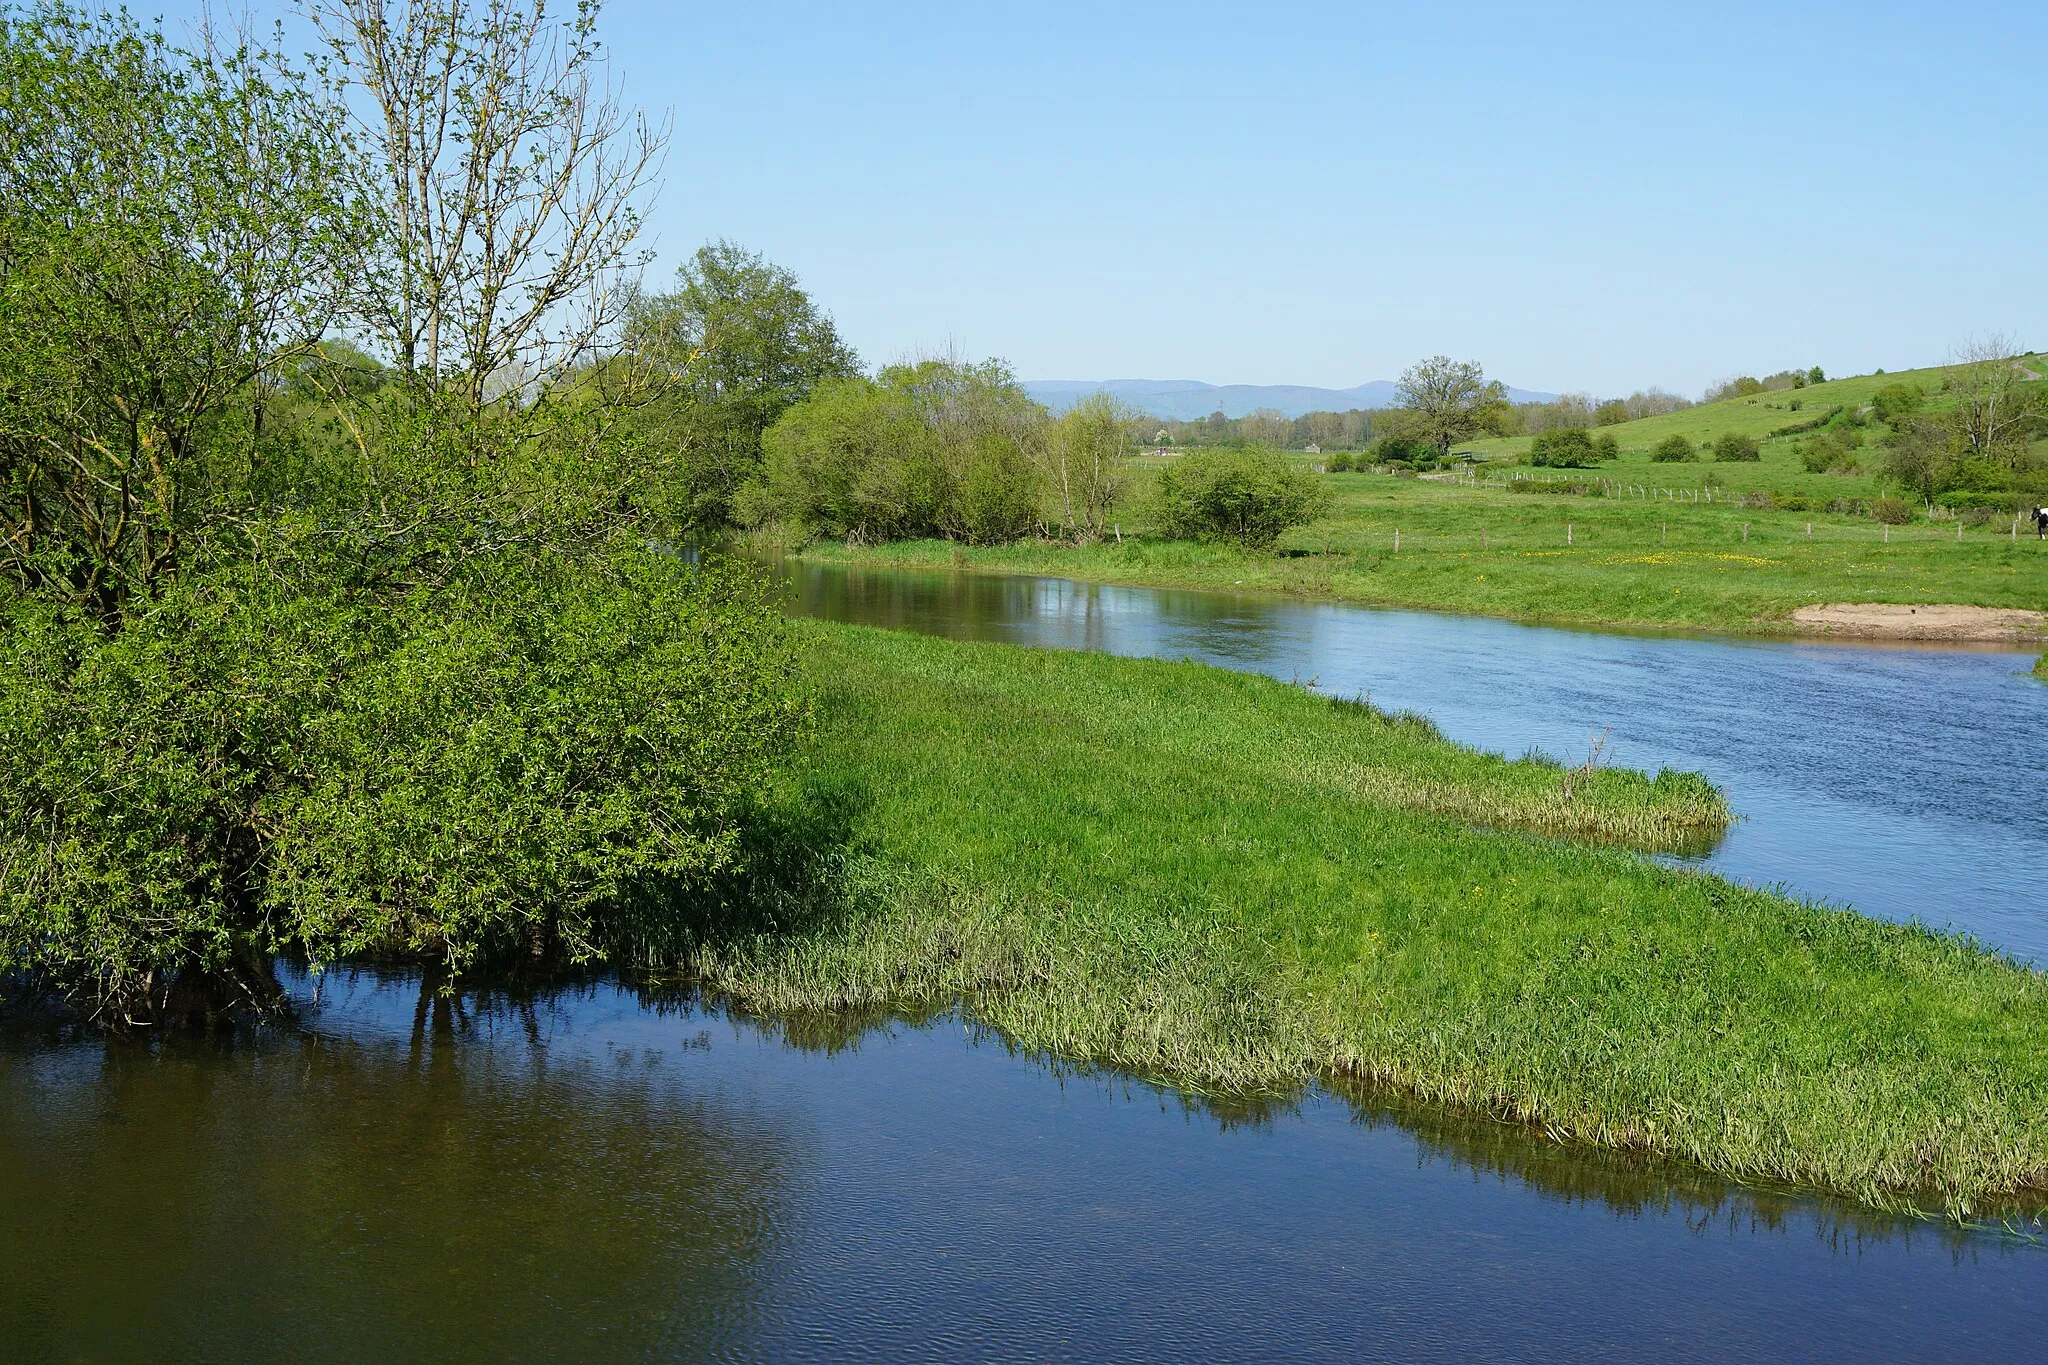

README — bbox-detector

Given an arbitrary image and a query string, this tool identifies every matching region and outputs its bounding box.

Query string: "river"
[4,561,2045,1361]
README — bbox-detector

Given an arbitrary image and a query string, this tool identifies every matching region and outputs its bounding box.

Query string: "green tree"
[1151,447,1328,550]
[0,4,359,618]
[1651,434,1695,463]
[626,241,860,531]
[1807,366,1826,385]
[1394,356,1510,462]
[1593,399,1630,426]
[1045,393,1136,540]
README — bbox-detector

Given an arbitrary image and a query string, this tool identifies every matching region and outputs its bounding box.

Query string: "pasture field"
[685,622,2048,1215]
[795,473,2048,636]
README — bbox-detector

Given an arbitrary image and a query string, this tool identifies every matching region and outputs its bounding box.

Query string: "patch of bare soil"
[1790,603,2048,641]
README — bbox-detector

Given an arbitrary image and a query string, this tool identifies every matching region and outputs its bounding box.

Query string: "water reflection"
[4,968,2044,1362]
[774,559,2048,961]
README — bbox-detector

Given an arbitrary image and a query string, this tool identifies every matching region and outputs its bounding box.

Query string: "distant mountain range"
[1022,378,1558,421]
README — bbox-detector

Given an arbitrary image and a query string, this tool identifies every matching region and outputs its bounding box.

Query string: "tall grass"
[677,622,2048,1217]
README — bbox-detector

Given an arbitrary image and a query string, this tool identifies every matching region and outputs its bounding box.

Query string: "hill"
[1024,377,1559,420]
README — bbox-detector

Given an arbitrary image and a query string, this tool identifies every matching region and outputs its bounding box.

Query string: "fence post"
[1393,528,1400,553]
[1567,522,1573,546]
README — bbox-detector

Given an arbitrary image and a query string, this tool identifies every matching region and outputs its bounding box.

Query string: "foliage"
[0,544,802,1008]
[1870,497,1915,525]
[1593,399,1630,426]
[1368,431,1438,466]
[1651,434,1695,463]
[1393,356,1511,460]
[625,240,860,532]
[748,358,1048,545]
[1529,427,1611,467]
[1043,393,1136,540]
[0,3,359,618]
[1712,432,1760,462]
[1150,447,1329,550]
[1871,382,1925,427]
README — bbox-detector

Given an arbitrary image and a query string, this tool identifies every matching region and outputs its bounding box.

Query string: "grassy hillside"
[1463,361,2046,499]
[689,623,2048,1215]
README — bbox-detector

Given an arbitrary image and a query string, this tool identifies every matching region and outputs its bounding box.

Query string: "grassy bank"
[682,622,2048,1215]
[791,480,2048,636]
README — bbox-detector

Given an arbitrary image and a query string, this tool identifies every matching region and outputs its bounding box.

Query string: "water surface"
[4,968,2043,1363]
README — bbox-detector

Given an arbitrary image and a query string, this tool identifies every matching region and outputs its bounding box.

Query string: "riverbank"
[768,471,2048,639]
[683,621,2048,1216]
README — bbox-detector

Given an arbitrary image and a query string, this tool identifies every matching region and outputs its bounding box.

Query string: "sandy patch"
[1791,602,2048,641]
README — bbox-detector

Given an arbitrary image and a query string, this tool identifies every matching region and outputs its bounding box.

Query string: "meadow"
[680,621,2048,1215]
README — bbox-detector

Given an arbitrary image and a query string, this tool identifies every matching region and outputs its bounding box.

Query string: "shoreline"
[773,540,2048,653]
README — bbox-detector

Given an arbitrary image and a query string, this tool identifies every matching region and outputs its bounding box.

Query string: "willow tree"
[0,4,359,618]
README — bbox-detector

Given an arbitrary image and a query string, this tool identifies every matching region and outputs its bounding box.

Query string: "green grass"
[681,622,2048,1216]
[788,471,2048,636]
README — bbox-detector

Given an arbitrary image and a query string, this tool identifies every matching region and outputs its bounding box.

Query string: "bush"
[1530,427,1597,467]
[1871,382,1925,427]
[1713,432,1760,462]
[1871,497,1914,525]
[1369,432,1435,466]
[1650,434,1695,463]
[1151,447,1330,550]
[0,543,805,1006]
[1592,432,1620,462]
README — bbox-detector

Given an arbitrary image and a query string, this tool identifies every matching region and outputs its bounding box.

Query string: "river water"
[5,562,2046,1360]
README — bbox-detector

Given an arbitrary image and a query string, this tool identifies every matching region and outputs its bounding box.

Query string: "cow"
[2036,506,2048,539]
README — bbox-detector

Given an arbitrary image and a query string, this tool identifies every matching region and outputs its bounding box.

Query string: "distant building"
[1303,443,1321,454]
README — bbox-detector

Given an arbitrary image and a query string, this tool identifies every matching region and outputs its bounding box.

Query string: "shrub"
[1530,427,1597,467]
[1713,432,1760,462]
[1871,382,1925,427]
[1369,432,1435,465]
[1151,447,1330,550]
[1871,497,1914,524]
[1650,434,1695,463]
[1592,432,1620,462]
[0,544,805,1006]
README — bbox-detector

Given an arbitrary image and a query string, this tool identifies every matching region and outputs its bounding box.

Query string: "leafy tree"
[0,4,359,618]
[746,357,1048,545]
[626,241,860,531]
[1370,431,1436,465]
[1882,419,1960,505]
[1807,366,1826,385]
[1394,356,1510,462]
[1592,432,1620,462]
[1593,399,1630,426]
[1712,432,1760,462]
[1151,447,1328,550]
[1651,434,1695,463]
[1045,393,1136,541]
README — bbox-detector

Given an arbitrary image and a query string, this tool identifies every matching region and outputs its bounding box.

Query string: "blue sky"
[173,1,2048,397]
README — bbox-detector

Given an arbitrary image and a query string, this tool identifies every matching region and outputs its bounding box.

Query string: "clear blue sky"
[175,0,2048,397]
